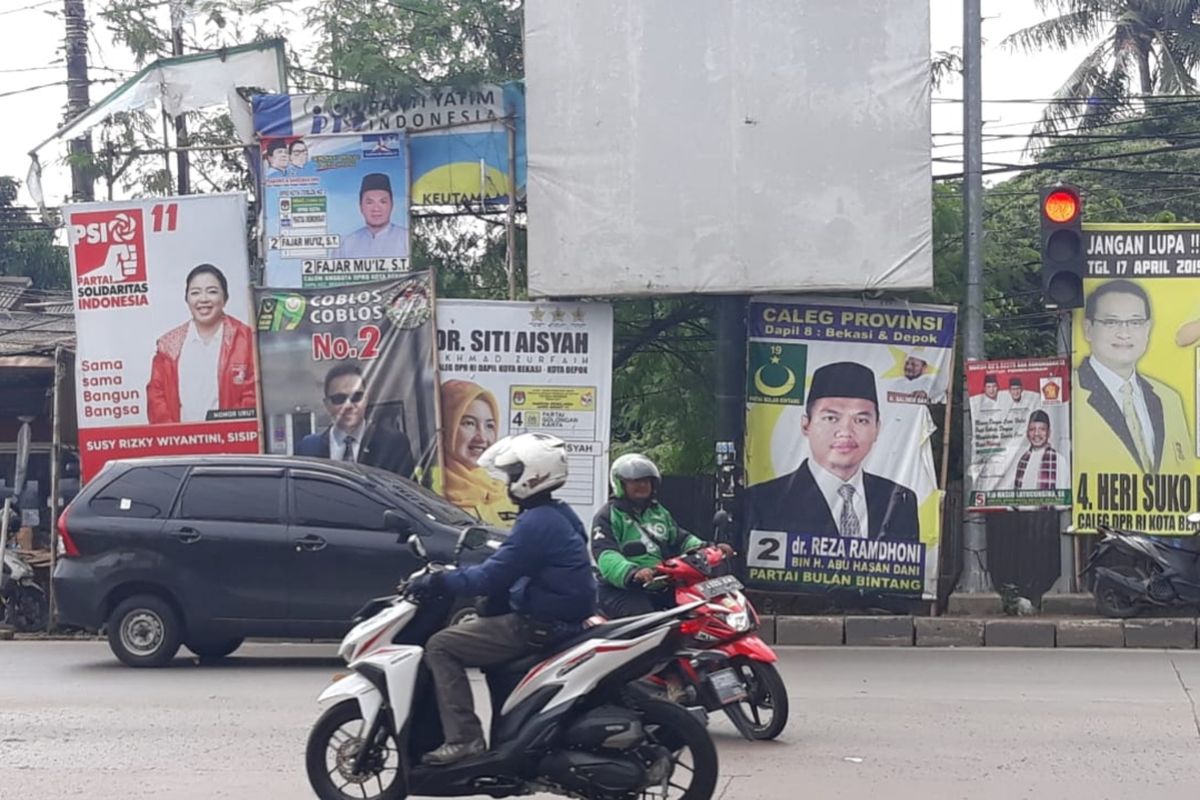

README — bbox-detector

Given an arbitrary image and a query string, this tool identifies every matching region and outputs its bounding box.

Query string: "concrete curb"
[753,615,1200,648]
[1056,619,1125,648]
[1124,619,1197,649]
[845,616,913,646]
[914,618,985,647]
[984,619,1056,648]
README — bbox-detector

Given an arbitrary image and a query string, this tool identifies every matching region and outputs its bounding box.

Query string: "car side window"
[178,474,282,523]
[89,466,187,519]
[292,476,389,531]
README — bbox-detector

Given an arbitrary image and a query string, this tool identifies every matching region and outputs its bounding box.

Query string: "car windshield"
[361,467,480,527]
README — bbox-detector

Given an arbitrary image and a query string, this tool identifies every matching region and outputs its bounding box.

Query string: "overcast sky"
[0,0,1095,208]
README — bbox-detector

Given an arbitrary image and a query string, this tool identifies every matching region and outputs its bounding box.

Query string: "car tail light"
[57,505,80,557]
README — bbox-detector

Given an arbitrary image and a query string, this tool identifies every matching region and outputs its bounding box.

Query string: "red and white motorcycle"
[306,523,720,800]
[620,539,788,741]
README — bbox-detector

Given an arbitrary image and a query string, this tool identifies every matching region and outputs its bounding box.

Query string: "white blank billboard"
[525,0,932,297]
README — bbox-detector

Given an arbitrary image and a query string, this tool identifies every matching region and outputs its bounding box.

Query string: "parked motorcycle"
[1,548,47,633]
[621,540,789,741]
[1082,512,1200,618]
[305,521,719,800]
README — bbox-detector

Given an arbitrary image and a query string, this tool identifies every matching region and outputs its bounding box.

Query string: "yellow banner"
[1072,224,1200,534]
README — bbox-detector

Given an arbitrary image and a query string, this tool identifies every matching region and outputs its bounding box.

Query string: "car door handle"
[294,535,327,552]
[175,527,201,544]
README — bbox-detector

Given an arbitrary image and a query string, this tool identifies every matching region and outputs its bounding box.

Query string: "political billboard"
[436,299,613,528]
[1072,224,1200,534]
[743,297,957,601]
[66,193,260,482]
[253,274,439,481]
[252,82,526,207]
[260,132,410,288]
[966,357,1071,511]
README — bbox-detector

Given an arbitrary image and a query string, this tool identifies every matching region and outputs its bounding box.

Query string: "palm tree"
[1004,0,1200,141]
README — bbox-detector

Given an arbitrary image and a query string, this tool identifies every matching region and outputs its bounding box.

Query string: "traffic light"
[1039,184,1085,309]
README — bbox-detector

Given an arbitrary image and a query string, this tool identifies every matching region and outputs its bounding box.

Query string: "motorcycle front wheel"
[723,657,789,740]
[635,698,719,800]
[306,700,406,800]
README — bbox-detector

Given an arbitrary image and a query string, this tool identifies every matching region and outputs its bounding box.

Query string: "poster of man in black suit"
[749,361,920,542]
[295,362,416,478]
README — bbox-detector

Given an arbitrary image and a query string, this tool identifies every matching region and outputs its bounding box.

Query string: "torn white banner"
[27,39,286,206]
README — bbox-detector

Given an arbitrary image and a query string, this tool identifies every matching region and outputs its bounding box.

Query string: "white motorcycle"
[305,523,719,800]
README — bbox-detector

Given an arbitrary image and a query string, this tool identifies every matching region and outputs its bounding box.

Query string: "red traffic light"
[1043,189,1080,223]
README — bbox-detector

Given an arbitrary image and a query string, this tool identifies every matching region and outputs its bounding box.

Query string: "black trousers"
[598,584,674,619]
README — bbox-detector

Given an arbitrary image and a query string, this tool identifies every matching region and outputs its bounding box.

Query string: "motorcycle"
[1082,512,1200,618]
[620,540,789,741]
[305,521,720,800]
[1,548,47,633]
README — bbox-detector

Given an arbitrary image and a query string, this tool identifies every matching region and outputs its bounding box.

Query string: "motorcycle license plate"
[696,575,743,599]
[708,667,748,704]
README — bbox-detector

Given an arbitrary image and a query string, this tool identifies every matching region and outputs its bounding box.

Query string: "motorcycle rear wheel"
[1094,564,1146,619]
[723,657,789,740]
[307,700,406,800]
[3,585,47,633]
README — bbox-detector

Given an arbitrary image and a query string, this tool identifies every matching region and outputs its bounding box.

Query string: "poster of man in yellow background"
[1073,224,1200,534]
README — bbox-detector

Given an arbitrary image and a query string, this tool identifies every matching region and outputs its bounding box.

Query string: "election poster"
[966,357,1071,511]
[66,193,261,482]
[1072,224,1200,535]
[436,300,613,528]
[253,274,439,482]
[252,82,526,207]
[260,132,410,288]
[743,297,957,601]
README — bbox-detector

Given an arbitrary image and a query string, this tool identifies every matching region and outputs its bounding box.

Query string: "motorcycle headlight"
[725,610,750,632]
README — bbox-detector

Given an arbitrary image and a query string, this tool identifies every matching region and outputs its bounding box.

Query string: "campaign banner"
[743,297,957,600]
[436,300,613,529]
[966,357,1071,511]
[260,132,410,288]
[254,274,439,482]
[252,82,526,206]
[66,194,261,482]
[1072,224,1200,534]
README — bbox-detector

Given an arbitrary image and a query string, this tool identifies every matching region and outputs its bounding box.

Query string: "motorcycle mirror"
[407,534,428,560]
[621,541,648,557]
[459,527,489,552]
[712,509,730,532]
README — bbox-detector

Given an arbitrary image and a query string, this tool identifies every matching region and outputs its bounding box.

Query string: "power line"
[0,0,58,17]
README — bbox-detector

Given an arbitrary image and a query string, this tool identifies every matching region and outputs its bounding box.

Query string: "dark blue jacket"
[441,499,597,625]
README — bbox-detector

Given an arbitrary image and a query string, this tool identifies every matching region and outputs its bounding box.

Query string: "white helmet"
[477,432,569,500]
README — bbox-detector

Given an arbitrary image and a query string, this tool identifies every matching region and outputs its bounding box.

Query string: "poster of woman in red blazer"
[146,263,258,424]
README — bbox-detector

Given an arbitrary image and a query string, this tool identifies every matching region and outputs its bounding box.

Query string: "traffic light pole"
[959,0,991,593]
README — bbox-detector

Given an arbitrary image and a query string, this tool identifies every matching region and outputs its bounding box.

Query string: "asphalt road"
[2,642,1200,799]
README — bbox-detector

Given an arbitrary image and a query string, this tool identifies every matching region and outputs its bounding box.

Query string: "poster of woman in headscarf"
[435,299,614,528]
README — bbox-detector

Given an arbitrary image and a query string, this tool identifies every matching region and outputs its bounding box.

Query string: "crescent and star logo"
[753,354,797,398]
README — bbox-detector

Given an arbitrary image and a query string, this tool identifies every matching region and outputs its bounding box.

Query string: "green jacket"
[591,498,705,588]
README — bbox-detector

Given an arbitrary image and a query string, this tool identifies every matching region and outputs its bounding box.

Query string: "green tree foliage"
[0,177,69,290]
[1004,0,1200,141]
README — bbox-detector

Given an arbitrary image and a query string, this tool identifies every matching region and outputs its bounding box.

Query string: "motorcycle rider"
[410,432,597,766]
[592,453,734,618]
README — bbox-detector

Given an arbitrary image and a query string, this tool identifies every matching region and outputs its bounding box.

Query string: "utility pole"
[64,0,94,201]
[958,0,991,593]
[714,296,746,547]
[170,11,190,194]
